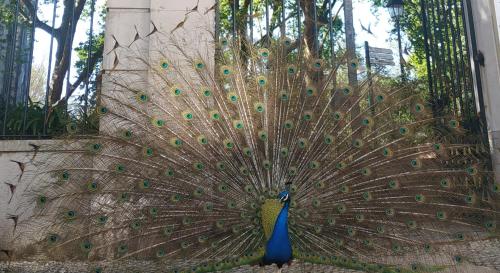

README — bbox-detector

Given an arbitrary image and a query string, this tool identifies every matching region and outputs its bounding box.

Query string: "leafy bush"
[0,100,99,138]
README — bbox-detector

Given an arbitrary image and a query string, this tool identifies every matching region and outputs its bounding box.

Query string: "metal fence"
[216,0,488,140]
[0,0,101,139]
[419,0,487,139]
[217,0,343,62]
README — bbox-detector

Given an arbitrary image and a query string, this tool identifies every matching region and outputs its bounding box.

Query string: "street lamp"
[386,0,405,81]
[387,0,404,18]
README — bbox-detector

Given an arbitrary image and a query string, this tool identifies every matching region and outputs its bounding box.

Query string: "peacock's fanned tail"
[15,34,498,273]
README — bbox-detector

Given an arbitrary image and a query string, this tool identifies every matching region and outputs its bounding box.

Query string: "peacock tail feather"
[11,30,498,273]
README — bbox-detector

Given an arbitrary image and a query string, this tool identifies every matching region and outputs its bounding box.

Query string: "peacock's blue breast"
[263,203,292,265]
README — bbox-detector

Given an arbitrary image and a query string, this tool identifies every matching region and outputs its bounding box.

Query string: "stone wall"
[0,140,55,252]
[103,0,216,83]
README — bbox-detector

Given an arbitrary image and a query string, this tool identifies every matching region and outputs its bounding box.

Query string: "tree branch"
[19,0,58,36]
[66,43,104,100]
[35,18,58,36]
[252,12,296,46]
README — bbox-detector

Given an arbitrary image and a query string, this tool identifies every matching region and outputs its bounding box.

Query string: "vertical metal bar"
[428,0,444,106]
[448,0,464,115]
[396,17,405,82]
[265,0,270,47]
[444,0,461,115]
[453,0,471,116]
[44,0,58,136]
[440,0,458,114]
[14,27,26,133]
[13,28,24,108]
[454,0,469,117]
[418,0,433,106]
[460,0,476,115]
[328,0,335,64]
[232,0,237,40]
[296,0,301,48]
[312,0,318,56]
[2,0,20,136]
[281,0,286,37]
[65,0,76,111]
[434,0,449,103]
[22,0,40,136]
[249,0,253,42]
[84,0,96,119]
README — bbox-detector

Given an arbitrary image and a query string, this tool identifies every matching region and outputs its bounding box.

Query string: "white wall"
[0,140,55,250]
[468,0,500,181]
[103,0,216,74]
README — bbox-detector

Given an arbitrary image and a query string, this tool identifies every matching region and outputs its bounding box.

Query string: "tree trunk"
[300,0,319,60]
[343,0,361,140]
[49,0,86,106]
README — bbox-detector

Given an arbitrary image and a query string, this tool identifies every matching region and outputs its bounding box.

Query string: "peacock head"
[278,191,291,204]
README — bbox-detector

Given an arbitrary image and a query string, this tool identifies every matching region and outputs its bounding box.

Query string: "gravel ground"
[1,240,499,273]
[0,261,366,273]
[0,261,499,273]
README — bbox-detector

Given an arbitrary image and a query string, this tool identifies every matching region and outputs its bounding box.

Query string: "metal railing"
[216,0,488,141]
[0,0,101,139]
[217,0,343,61]
[419,0,487,139]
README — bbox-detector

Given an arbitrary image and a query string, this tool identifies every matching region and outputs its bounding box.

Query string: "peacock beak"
[280,194,289,203]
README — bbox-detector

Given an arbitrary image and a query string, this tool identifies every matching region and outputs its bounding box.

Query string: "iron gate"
[419,0,488,141]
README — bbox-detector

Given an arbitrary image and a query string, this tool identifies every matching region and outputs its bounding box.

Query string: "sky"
[337,0,402,75]
[31,0,403,100]
[33,0,106,101]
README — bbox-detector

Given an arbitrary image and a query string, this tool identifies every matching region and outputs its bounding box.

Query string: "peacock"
[4,29,499,273]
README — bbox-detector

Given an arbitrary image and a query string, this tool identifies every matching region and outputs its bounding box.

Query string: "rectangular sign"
[369,47,393,55]
[370,52,394,60]
[370,59,395,66]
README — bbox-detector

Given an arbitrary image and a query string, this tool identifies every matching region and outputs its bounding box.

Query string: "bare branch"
[35,18,58,36]
[19,0,58,36]
[65,43,104,100]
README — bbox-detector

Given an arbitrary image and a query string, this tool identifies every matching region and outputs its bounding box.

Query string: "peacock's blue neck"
[263,201,292,266]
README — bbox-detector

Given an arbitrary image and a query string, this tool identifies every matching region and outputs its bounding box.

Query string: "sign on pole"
[365,42,395,113]
[367,46,395,66]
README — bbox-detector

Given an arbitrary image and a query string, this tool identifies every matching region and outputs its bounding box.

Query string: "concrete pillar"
[468,0,500,182]
[102,0,216,134]
[103,0,216,83]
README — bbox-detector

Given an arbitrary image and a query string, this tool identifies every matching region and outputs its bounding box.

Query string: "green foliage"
[0,100,99,137]
[0,0,23,25]
[73,31,104,111]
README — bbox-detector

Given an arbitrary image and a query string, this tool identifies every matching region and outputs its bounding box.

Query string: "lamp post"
[386,0,405,81]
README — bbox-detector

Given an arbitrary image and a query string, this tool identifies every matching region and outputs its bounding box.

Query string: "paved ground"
[0,261,498,273]
[1,239,499,273]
